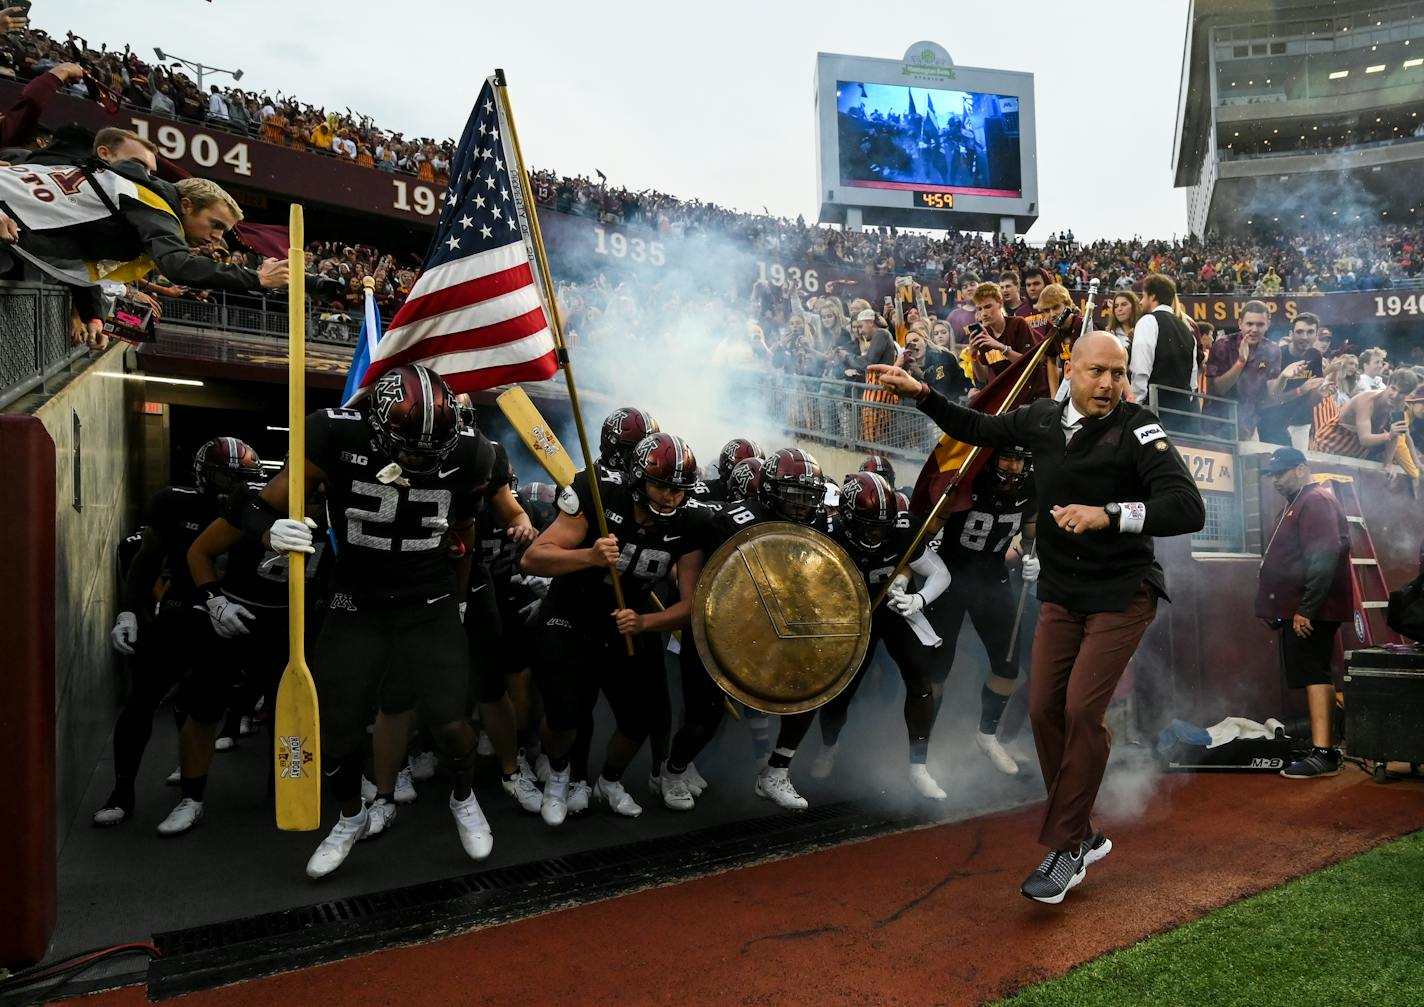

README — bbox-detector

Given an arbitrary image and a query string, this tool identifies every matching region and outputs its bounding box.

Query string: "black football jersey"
[543,468,711,622]
[141,485,222,602]
[690,476,724,503]
[307,406,495,600]
[217,483,329,609]
[831,511,923,589]
[936,470,1035,572]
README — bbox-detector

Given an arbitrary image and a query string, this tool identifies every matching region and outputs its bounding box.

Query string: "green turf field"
[996,829,1424,1007]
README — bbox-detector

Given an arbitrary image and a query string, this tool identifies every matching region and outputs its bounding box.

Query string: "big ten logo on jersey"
[609,543,672,584]
[958,510,1022,554]
[341,451,369,466]
[867,564,897,586]
[345,480,452,552]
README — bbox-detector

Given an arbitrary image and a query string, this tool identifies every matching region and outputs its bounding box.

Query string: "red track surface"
[69,770,1423,1007]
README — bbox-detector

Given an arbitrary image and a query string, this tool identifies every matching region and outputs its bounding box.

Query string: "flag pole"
[493,69,634,655]
[870,332,1058,612]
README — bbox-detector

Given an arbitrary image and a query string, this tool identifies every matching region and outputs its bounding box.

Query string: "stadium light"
[151,47,244,91]
[1365,65,1386,73]
[101,373,204,387]
[1404,58,1423,68]
[1329,70,1349,79]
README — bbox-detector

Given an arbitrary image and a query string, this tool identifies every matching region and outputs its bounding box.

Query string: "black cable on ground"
[0,943,159,1005]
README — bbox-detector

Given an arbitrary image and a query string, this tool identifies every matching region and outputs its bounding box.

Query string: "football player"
[249,364,499,878]
[926,446,1039,775]
[859,454,897,490]
[94,437,262,829]
[661,448,830,812]
[597,407,659,476]
[697,437,765,502]
[812,473,952,799]
[521,432,708,826]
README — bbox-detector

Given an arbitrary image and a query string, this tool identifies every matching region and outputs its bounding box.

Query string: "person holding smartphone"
[963,281,1048,399]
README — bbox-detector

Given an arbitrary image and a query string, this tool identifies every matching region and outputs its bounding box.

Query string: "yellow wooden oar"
[274,203,321,831]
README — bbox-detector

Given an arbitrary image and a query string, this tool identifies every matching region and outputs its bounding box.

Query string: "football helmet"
[859,454,896,489]
[193,437,262,500]
[838,472,897,550]
[992,445,1032,495]
[759,448,827,524]
[599,407,659,474]
[630,432,699,522]
[365,364,461,476]
[716,437,766,483]
[726,457,764,503]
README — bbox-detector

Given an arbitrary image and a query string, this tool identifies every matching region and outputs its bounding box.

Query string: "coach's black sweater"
[916,390,1206,613]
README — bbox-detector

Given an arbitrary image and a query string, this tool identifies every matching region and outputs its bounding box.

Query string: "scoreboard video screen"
[815,44,1038,234]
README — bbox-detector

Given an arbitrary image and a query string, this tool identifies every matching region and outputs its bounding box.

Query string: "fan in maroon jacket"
[965,280,1052,401]
[1255,447,1353,780]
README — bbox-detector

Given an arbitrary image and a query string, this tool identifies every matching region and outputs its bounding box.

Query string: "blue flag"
[342,287,383,406]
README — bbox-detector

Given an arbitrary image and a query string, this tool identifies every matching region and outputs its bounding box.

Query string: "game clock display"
[913,191,954,210]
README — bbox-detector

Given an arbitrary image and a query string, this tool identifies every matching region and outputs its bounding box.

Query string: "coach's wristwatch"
[1104,502,1122,532]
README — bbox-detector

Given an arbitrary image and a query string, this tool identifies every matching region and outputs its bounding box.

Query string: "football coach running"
[871,332,1205,905]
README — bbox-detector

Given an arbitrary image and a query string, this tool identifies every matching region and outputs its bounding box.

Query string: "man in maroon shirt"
[999,269,1034,318]
[1254,447,1353,779]
[1206,301,1282,440]
[965,281,1050,399]
[946,275,978,338]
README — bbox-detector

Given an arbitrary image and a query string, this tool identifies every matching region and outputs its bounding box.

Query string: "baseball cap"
[855,309,877,323]
[1260,447,1307,474]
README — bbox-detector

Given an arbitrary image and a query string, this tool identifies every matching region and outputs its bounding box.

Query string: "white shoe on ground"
[976,731,1020,776]
[566,779,591,814]
[394,766,417,804]
[594,776,643,817]
[541,766,570,827]
[684,762,708,797]
[306,807,370,879]
[659,768,696,811]
[408,750,438,782]
[363,797,396,839]
[156,798,203,836]
[755,766,808,810]
[909,763,947,800]
[449,791,493,860]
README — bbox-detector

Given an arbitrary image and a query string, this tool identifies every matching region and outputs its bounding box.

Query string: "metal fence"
[0,281,85,410]
[752,372,940,459]
[1148,383,1246,553]
[155,291,369,347]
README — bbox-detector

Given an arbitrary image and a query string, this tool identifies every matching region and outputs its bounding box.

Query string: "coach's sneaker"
[659,768,696,811]
[394,766,418,804]
[449,791,493,860]
[165,765,181,786]
[1084,830,1113,866]
[408,751,438,782]
[306,807,370,879]
[756,766,809,810]
[502,769,543,814]
[1281,748,1342,779]
[156,798,203,837]
[594,776,643,817]
[810,743,838,781]
[909,763,947,801]
[363,798,396,840]
[684,762,708,797]
[1020,846,1086,905]
[566,779,591,815]
[976,731,1020,776]
[541,765,571,827]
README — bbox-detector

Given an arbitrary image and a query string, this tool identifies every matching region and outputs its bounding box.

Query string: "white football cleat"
[306,807,370,879]
[408,751,438,782]
[476,731,495,757]
[976,731,1020,776]
[361,776,377,803]
[565,779,591,815]
[92,805,128,827]
[810,743,838,781]
[755,766,808,810]
[394,766,418,804]
[502,770,543,814]
[449,791,493,860]
[214,735,236,752]
[684,762,708,797]
[363,797,396,839]
[909,763,947,800]
[156,798,203,836]
[593,776,643,817]
[659,769,696,811]
[541,765,571,827]
[534,752,552,783]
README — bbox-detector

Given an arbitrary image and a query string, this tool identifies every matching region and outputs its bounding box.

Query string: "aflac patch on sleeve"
[1134,424,1167,445]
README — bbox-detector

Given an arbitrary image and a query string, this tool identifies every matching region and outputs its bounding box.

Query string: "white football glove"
[204,594,254,638]
[110,611,138,655]
[458,601,468,623]
[888,590,926,617]
[270,516,317,554]
[1021,553,1041,583]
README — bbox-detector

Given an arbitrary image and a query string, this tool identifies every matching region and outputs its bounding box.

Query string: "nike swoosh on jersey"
[662,535,682,542]
[437,467,460,478]
[427,593,452,604]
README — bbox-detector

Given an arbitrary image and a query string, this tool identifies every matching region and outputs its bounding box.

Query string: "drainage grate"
[146,799,934,1000]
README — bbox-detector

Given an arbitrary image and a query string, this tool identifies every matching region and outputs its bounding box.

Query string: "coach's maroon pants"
[1029,585,1158,851]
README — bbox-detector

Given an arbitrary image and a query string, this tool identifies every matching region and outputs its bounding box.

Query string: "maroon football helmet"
[599,407,659,473]
[726,457,764,502]
[759,447,826,523]
[630,432,699,521]
[859,454,897,489]
[716,437,766,482]
[839,472,897,550]
[522,481,557,506]
[193,437,262,500]
[894,490,910,515]
[365,364,462,476]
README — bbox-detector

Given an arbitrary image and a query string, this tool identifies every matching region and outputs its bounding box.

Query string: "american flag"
[355,77,558,397]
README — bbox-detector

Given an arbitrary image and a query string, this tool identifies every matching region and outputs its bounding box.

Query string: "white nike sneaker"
[361,776,377,803]
[306,807,370,879]
[408,751,438,782]
[363,797,396,839]
[594,776,643,817]
[502,771,543,813]
[214,735,236,752]
[810,743,838,781]
[566,779,591,814]
[541,766,571,826]
[92,805,128,827]
[394,766,418,804]
[476,731,495,757]
[659,768,695,811]
[756,766,808,810]
[165,765,181,786]
[684,762,708,797]
[156,798,203,836]
[534,753,552,784]
[976,731,1020,776]
[909,763,947,801]
[449,791,493,860]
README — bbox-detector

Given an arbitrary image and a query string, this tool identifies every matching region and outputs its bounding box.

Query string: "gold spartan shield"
[691,521,872,715]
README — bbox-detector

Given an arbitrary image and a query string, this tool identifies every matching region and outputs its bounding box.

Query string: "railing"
[1148,383,1245,554]
[0,281,86,410]
[750,372,941,460]
[154,291,377,347]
